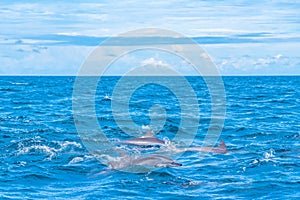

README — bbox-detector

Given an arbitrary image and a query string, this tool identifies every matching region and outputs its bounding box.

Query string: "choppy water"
[0,76,299,199]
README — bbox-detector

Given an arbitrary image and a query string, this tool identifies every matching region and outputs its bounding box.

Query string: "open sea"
[0,76,299,199]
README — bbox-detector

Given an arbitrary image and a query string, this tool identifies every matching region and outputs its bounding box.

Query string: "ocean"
[0,76,299,199]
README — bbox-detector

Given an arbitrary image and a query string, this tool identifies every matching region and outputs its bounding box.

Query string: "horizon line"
[0,74,299,77]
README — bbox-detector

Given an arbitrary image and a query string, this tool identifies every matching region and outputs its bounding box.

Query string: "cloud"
[253,54,285,69]
[0,44,91,75]
[139,56,201,76]
[1,0,299,38]
[141,57,169,68]
[216,54,299,75]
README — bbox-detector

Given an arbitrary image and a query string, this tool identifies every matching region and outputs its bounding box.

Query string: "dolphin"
[182,140,227,154]
[120,130,165,146]
[109,154,182,170]
[120,130,228,154]
[132,155,182,167]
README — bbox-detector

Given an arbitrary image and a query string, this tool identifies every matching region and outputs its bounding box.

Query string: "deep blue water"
[0,76,299,199]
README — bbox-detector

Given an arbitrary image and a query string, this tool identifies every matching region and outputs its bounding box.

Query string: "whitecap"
[56,141,82,151]
[263,149,275,161]
[10,82,29,86]
[141,125,150,130]
[17,145,57,159]
[69,157,84,164]
[19,161,26,167]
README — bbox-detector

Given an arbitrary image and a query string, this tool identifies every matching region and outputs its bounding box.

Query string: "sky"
[0,0,299,75]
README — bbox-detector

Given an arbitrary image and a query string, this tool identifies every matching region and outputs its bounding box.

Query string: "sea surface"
[0,76,299,199]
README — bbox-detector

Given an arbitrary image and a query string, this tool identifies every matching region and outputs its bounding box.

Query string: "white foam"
[58,141,82,149]
[17,140,83,160]
[142,125,150,130]
[17,145,57,159]
[263,149,276,162]
[19,161,26,167]
[11,82,29,86]
[69,157,84,164]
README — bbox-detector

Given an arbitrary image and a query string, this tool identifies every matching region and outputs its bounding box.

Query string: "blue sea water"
[0,76,299,199]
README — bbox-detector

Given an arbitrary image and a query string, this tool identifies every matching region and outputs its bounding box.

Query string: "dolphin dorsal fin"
[218,140,227,152]
[144,130,155,138]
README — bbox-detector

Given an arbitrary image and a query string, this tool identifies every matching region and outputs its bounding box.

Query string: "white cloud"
[0,45,92,75]
[216,53,298,75]
[1,0,299,37]
[141,57,169,68]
